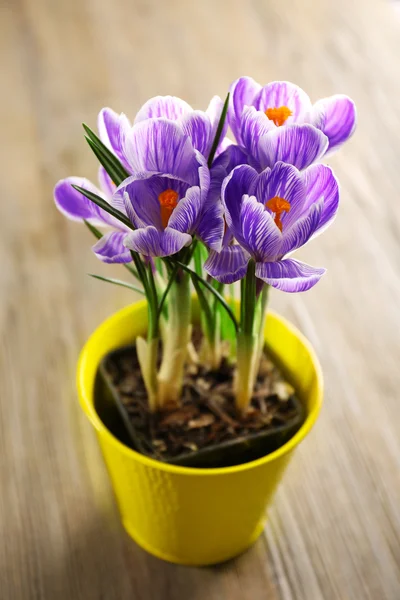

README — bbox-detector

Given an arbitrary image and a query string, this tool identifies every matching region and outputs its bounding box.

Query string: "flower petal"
[97,108,131,170]
[168,186,202,233]
[98,166,115,199]
[196,197,224,251]
[280,200,323,256]
[254,81,312,123]
[195,150,211,203]
[122,119,199,184]
[204,245,250,284]
[115,175,164,228]
[124,226,191,258]
[255,258,326,292]
[302,164,339,234]
[240,195,282,260]
[311,95,356,153]
[213,143,249,175]
[239,106,275,169]
[179,111,212,156]
[92,231,131,263]
[228,76,262,144]
[134,96,192,123]
[222,164,259,233]
[254,162,305,229]
[54,177,116,227]
[257,124,329,171]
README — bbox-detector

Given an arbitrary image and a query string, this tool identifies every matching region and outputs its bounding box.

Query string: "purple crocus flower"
[54,167,132,263]
[55,117,221,261]
[97,94,228,169]
[228,78,356,171]
[105,118,215,259]
[204,161,339,292]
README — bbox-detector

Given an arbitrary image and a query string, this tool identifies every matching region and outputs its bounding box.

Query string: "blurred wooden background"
[1,0,400,598]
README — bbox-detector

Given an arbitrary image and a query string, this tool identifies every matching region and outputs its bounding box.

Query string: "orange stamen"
[265,106,292,127]
[158,189,179,228]
[265,196,291,232]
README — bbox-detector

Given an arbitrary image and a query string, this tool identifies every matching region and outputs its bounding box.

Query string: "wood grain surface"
[1,0,400,598]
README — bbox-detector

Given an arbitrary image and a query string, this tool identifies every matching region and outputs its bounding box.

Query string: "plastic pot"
[77,300,322,566]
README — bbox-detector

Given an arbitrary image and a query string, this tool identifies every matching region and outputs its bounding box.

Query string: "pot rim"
[77,301,323,477]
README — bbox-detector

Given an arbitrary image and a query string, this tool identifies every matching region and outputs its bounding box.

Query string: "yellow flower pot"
[77,300,322,566]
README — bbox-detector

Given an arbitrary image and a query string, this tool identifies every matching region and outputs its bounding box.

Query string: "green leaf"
[157,261,180,319]
[89,274,145,295]
[172,260,239,332]
[207,92,230,167]
[82,123,129,185]
[191,275,214,334]
[84,219,102,240]
[72,184,134,230]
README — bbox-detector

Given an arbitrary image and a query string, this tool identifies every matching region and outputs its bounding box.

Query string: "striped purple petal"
[239,106,275,169]
[98,108,131,171]
[213,143,249,174]
[195,150,211,203]
[196,196,224,251]
[122,119,199,185]
[204,245,250,284]
[222,164,259,234]
[280,200,323,256]
[179,111,212,156]
[54,177,118,227]
[255,258,326,292]
[134,96,192,123]
[92,231,131,263]
[240,195,282,260]
[254,162,305,229]
[311,95,356,153]
[168,186,202,234]
[98,166,115,199]
[253,81,312,124]
[257,124,329,171]
[228,76,262,144]
[302,164,339,234]
[124,226,191,258]
[116,174,191,230]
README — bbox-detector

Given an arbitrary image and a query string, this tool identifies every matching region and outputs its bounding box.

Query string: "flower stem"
[157,270,191,407]
[235,263,269,413]
[133,254,160,411]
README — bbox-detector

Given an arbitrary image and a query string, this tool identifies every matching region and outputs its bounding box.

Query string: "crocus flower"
[54,167,132,263]
[228,78,356,171]
[97,93,228,171]
[204,161,339,292]
[102,118,215,259]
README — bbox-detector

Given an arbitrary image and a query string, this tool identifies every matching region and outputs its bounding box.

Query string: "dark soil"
[96,338,305,468]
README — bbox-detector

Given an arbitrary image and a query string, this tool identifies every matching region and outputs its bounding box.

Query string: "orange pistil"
[265,106,292,127]
[265,196,291,232]
[158,189,179,228]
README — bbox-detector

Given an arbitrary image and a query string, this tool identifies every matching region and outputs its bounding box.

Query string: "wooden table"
[2,0,400,597]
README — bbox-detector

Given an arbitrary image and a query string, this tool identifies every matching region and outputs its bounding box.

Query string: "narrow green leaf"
[83,123,129,184]
[89,274,145,295]
[207,92,230,167]
[72,184,134,230]
[191,275,213,333]
[84,219,102,240]
[157,261,180,319]
[84,138,124,187]
[173,260,239,332]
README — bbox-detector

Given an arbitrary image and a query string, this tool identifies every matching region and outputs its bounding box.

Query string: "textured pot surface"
[77,301,323,566]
